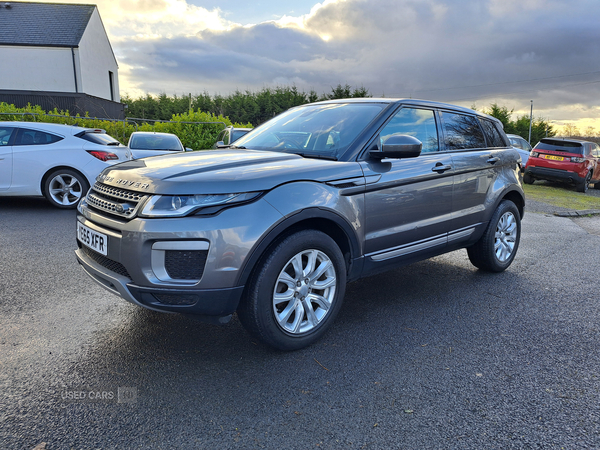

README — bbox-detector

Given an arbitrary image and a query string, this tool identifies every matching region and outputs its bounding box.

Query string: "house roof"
[0,1,96,47]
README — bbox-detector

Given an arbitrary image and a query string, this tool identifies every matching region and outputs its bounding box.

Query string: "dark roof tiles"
[0,1,96,47]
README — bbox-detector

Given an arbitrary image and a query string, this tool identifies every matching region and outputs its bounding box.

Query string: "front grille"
[164,250,208,280]
[81,245,132,279]
[86,182,149,219]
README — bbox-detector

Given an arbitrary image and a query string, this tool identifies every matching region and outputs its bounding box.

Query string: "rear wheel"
[237,230,346,351]
[467,200,521,272]
[577,171,592,193]
[43,169,89,209]
[523,173,534,184]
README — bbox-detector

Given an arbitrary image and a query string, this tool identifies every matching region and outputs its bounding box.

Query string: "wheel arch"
[499,188,525,220]
[236,208,362,289]
[40,165,92,194]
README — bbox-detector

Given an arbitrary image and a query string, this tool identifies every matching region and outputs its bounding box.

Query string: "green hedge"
[0,103,253,150]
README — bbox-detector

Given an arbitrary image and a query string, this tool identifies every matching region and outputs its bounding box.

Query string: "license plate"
[77,221,108,256]
[545,155,564,161]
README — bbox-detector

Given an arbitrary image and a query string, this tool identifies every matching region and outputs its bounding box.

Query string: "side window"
[593,144,600,157]
[0,127,14,146]
[217,130,227,144]
[380,108,439,153]
[480,119,507,148]
[14,128,63,146]
[442,112,486,150]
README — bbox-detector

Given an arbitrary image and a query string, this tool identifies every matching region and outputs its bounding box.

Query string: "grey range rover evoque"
[75,98,525,350]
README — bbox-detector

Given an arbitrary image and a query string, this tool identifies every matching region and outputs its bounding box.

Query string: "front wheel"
[43,169,90,209]
[467,200,521,272]
[523,173,534,185]
[237,230,346,351]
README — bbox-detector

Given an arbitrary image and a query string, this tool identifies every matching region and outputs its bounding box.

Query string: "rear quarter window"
[14,128,63,146]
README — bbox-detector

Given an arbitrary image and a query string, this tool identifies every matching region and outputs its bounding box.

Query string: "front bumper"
[75,197,284,319]
[75,247,243,321]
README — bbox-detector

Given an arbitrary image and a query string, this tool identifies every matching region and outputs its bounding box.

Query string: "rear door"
[442,112,504,240]
[361,106,453,268]
[0,126,15,190]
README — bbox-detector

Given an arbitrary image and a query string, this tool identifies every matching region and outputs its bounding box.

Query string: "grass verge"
[523,182,600,210]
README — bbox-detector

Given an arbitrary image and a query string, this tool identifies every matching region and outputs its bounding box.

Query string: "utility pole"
[528,100,533,144]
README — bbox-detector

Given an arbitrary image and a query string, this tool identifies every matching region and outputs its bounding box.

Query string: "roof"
[0,1,96,47]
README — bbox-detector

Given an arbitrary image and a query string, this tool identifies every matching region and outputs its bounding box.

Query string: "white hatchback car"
[126,131,191,159]
[0,121,129,208]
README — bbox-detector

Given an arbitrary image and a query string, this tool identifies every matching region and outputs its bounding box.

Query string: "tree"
[483,103,555,144]
[484,103,513,132]
[561,123,580,137]
[584,126,596,137]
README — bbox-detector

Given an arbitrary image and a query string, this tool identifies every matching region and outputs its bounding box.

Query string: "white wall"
[0,45,76,92]
[78,8,120,101]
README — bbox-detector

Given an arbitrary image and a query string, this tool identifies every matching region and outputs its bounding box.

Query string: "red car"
[523,138,600,192]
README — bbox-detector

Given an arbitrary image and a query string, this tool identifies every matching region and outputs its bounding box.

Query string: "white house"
[0,1,123,118]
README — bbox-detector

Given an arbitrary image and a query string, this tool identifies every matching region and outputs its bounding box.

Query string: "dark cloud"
[119,0,600,120]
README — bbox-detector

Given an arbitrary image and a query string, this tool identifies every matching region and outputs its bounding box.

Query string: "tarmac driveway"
[0,196,599,449]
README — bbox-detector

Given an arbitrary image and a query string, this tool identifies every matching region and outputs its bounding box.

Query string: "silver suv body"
[75,99,525,350]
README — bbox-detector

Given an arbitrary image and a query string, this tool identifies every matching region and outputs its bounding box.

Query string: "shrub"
[0,102,252,150]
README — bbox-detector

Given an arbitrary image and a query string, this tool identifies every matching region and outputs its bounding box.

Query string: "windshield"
[129,134,183,151]
[232,103,386,159]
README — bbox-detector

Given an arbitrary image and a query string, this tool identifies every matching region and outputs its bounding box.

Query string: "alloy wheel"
[272,249,337,335]
[48,173,83,206]
[494,211,517,262]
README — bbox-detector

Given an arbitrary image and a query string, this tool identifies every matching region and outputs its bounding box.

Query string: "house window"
[109,71,115,101]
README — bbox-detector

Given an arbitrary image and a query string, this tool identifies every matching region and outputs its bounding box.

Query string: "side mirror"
[370,134,422,159]
[185,147,193,152]
[215,141,228,148]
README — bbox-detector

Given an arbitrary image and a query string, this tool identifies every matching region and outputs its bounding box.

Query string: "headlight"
[139,192,262,217]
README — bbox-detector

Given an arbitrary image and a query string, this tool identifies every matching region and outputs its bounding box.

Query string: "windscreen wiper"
[295,152,337,161]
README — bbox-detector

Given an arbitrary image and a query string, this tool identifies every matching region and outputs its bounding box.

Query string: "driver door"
[361,107,454,271]
[0,126,15,191]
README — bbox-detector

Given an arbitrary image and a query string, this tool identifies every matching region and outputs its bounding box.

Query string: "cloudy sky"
[41,0,600,130]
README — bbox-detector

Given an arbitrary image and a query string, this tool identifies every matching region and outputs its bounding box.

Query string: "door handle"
[431,163,452,173]
[487,157,500,164]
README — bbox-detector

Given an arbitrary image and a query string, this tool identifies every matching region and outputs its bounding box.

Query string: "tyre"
[523,173,534,184]
[576,171,592,193]
[237,229,346,351]
[467,200,521,272]
[43,169,90,209]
